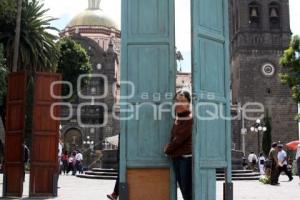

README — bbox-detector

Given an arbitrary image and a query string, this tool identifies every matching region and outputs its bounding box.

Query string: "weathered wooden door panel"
[191,0,232,199]
[3,72,27,197]
[120,0,175,199]
[29,72,61,197]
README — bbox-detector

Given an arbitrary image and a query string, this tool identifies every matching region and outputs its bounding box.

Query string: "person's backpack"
[259,158,265,165]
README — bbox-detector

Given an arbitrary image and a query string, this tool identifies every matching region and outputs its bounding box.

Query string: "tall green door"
[191,0,232,199]
[120,0,176,199]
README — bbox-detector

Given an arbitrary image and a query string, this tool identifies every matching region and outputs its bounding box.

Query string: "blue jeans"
[173,157,192,200]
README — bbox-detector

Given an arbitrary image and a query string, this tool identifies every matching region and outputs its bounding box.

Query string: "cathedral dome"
[66,0,118,29]
[67,10,118,28]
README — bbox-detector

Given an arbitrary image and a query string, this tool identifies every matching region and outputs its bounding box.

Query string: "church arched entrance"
[63,128,83,152]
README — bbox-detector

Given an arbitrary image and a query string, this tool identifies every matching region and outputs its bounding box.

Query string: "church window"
[249,2,260,28]
[269,2,280,29]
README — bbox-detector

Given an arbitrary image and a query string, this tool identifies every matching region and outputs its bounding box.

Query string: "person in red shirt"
[164,90,192,200]
[61,151,68,175]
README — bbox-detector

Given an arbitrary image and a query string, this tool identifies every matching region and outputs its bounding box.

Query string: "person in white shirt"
[277,144,293,181]
[258,153,265,175]
[296,144,300,182]
[75,150,83,174]
[58,140,63,174]
[248,152,258,170]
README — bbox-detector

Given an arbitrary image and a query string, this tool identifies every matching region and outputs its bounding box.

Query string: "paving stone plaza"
[0,174,298,200]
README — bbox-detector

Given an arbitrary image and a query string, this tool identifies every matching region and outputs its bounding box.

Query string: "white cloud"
[42,0,86,18]
[42,0,121,27]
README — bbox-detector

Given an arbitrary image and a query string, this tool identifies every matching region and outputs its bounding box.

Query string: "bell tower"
[230,0,298,153]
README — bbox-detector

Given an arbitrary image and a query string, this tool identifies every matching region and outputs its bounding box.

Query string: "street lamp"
[83,136,94,150]
[250,119,267,154]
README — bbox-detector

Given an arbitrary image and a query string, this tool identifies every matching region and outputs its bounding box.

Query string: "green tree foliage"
[0,44,7,105]
[0,0,16,25]
[262,112,272,156]
[279,35,300,102]
[0,0,59,71]
[57,37,92,100]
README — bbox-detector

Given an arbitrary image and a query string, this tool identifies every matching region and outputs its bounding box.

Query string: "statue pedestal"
[232,150,244,170]
[101,149,118,169]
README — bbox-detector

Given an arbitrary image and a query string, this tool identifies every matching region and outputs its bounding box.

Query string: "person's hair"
[259,153,263,157]
[174,90,191,103]
[271,142,277,148]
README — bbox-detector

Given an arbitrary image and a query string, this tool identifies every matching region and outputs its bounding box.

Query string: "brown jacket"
[164,111,192,157]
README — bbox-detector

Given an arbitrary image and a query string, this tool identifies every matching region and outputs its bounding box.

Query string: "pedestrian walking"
[164,90,192,200]
[269,142,280,185]
[71,151,77,175]
[58,140,63,174]
[107,134,120,200]
[75,150,83,174]
[67,153,75,175]
[248,152,258,171]
[23,143,30,182]
[61,151,68,175]
[258,153,266,175]
[296,144,300,183]
[277,144,293,181]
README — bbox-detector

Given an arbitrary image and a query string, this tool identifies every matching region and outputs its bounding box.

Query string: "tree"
[279,36,300,101]
[0,0,60,147]
[57,37,92,100]
[0,44,7,106]
[0,0,59,72]
[262,111,272,156]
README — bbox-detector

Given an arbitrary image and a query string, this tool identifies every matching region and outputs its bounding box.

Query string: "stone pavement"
[0,174,299,199]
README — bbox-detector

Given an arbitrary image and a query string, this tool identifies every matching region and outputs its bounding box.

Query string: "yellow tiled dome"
[67,9,118,29]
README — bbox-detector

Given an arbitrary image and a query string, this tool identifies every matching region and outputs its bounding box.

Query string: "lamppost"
[239,103,247,156]
[250,119,267,154]
[83,136,94,150]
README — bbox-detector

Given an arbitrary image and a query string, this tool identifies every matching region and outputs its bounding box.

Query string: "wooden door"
[3,72,27,197]
[29,72,61,197]
[191,0,232,199]
[120,0,176,199]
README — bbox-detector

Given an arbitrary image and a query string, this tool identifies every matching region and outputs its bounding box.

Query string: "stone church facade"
[59,0,120,152]
[230,0,298,154]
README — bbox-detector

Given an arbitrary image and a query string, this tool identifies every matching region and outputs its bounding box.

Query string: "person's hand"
[164,144,169,153]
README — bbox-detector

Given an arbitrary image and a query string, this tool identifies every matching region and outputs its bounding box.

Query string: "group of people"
[59,150,84,175]
[58,140,84,176]
[247,142,300,185]
[268,142,300,185]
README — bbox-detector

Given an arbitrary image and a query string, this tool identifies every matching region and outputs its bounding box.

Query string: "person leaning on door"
[164,90,193,200]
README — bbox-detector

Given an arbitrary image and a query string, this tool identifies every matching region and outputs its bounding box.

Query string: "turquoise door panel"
[120,0,176,197]
[192,0,232,199]
[126,104,173,167]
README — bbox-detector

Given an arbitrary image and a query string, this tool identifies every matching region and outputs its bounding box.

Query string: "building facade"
[59,0,120,153]
[230,0,298,154]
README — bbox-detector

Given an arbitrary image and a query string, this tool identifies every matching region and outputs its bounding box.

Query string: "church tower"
[230,0,298,153]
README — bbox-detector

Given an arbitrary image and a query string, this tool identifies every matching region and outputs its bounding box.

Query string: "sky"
[43,0,300,73]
